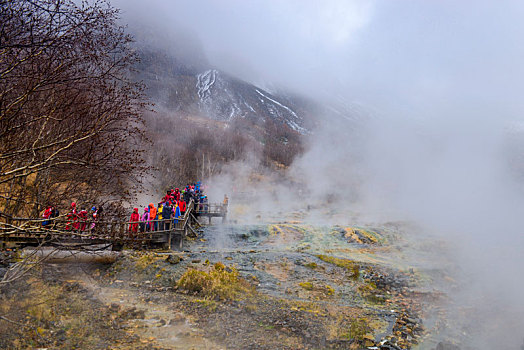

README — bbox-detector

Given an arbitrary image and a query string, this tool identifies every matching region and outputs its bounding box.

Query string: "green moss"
[316,254,360,280]
[287,300,326,316]
[298,281,335,296]
[324,284,335,296]
[299,281,314,290]
[340,317,372,341]
[356,228,381,244]
[358,282,386,304]
[258,322,275,330]
[350,318,371,340]
[191,298,218,311]
[305,262,318,269]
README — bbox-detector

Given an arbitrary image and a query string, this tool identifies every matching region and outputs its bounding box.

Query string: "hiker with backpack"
[162,202,172,231]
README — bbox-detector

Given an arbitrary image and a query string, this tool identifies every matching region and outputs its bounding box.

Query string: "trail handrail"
[193,202,226,214]
[0,199,198,238]
[0,197,227,248]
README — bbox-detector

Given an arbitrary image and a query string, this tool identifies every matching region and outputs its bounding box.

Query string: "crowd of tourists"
[41,202,103,233]
[128,181,208,234]
[40,181,229,234]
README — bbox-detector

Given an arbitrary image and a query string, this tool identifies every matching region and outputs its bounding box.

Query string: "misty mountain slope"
[134,43,371,131]
[195,69,308,134]
[135,47,315,136]
[133,43,372,184]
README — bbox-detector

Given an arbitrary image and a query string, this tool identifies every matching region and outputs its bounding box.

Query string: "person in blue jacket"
[173,202,181,225]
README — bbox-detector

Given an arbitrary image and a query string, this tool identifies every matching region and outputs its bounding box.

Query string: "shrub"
[176,262,253,300]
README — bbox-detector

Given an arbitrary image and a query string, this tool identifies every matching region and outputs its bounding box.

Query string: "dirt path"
[48,256,224,350]
[94,283,222,350]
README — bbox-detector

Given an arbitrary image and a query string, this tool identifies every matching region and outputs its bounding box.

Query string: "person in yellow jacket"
[157,202,163,231]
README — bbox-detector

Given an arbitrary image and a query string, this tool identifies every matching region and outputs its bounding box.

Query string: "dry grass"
[131,252,163,270]
[176,262,255,301]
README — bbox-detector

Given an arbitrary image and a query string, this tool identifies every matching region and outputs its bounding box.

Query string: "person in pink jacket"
[140,207,150,232]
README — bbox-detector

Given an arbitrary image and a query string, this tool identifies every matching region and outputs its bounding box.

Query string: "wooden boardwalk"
[0,200,227,251]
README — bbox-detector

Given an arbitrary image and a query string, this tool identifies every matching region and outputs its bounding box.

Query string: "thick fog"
[115,0,524,348]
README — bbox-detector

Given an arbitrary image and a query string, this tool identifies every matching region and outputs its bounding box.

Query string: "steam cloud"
[116,0,524,348]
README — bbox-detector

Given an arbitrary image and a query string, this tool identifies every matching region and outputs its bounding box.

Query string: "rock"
[363,334,375,347]
[55,328,66,341]
[379,340,402,350]
[132,309,146,319]
[169,314,186,325]
[166,254,181,264]
[436,341,461,350]
[405,317,417,324]
[365,339,375,347]
[191,259,201,263]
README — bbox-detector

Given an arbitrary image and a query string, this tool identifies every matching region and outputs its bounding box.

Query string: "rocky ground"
[0,217,463,349]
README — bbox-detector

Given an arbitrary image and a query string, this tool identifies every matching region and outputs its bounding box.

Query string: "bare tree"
[0,0,149,220]
[147,110,255,189]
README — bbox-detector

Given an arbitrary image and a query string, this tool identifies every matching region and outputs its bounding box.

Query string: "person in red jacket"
[174,188,181,201]
[66,202,78,230]
[42,205,52,227]
[129,208,139,233]
[78,208,88,231]
[178,199,187,217]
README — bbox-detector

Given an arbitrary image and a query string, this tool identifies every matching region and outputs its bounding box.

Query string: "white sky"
[114,1,524,346]
[116,0,524,123]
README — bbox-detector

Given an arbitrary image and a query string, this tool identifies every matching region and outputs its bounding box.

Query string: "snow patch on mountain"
[255,89,308,134]
[255,89,300,121]
[196,69,217,100]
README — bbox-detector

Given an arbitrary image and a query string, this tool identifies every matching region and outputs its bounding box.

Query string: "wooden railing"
[0,217,179,239]
[0,198,227,249]
[194,203,227,214]
[0,199,197,240]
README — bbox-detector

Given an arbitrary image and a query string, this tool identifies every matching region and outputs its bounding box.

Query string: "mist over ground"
[116,1,524,348]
